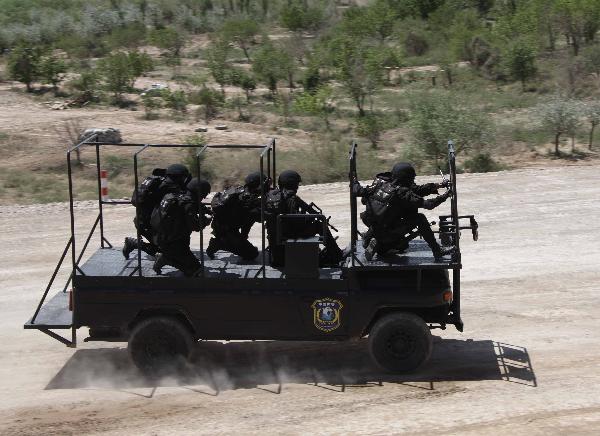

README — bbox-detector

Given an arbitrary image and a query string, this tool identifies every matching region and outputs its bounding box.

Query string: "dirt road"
[1,165,600,435]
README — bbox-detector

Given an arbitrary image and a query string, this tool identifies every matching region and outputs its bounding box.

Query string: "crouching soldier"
[354,162,453,261]
[265,170,343,267]
[206,171,268,261]
[151,177,211,276]
[123,164,191,259]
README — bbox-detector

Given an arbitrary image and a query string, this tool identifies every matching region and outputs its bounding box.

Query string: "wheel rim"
[386,330,417,360]
[144,334,178,365]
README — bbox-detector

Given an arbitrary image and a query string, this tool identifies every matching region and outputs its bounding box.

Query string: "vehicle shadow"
[45,338,536,394]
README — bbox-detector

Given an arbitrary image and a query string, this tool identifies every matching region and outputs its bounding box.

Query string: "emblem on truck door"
[311,298,343,332]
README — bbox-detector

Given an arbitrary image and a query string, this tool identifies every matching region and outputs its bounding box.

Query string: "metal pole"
[95,143,106,248]
[272,138,277,189]
[260,156,266,278]
[448,140,462,329]
[133,144,150,277]
[66,151,77,289]
[349,141,358,266]
[197,145,209,276]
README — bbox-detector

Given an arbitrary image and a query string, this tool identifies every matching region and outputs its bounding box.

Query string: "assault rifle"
[295,197,338,233]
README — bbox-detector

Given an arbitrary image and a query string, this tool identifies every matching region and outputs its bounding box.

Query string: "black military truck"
[25,138,478,376]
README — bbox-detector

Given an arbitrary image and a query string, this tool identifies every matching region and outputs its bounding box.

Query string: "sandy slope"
[1,166,600,435]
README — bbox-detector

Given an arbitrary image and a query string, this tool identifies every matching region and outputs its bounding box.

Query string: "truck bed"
[24,291,71,329]
[78,248,343,280]
[347,239,457,270]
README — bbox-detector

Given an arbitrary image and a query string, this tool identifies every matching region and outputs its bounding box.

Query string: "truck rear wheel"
[128,316,195,378]
[368,312,432,373]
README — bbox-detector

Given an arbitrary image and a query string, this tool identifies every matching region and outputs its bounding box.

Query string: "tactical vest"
[211,186,245,221]
[131,175,165,223]
[150,193,192,245]
[364,180,399,226]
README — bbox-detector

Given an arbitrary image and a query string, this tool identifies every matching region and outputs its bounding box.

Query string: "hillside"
[1,0,600,204]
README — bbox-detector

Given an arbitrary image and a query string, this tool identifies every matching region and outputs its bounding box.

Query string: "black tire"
[368,312,432,373]
[128,316,195,378]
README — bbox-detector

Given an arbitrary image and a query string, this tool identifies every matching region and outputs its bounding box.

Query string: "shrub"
[39,54,67,95]
[355,113,384,148]
[535,97,581,156]
[141,94,162,120]
[463,152,502,173]
[68,70,100,104]
[162,89,188,114]
[189,86,223,122]
[7,45,42,92]
[408,91,494,168]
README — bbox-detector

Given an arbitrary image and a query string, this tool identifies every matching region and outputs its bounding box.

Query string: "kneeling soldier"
[206,171,268,261]
[354,162,453,261]
[151,177,211,276]
[123,164,191,259]
[265,170,343,267]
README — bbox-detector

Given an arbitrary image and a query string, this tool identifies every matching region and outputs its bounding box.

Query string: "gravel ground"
[1,165,599,435]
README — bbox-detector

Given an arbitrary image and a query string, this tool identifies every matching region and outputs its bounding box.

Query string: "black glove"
[439,179,451,189]
[423,189,451,210]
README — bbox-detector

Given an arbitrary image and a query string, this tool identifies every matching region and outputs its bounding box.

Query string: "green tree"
[8,45,42,92]
[69,70,100,103]
[356,113,384,148]
[583,101,600,150]
[162,89,188,115]
[219,18,258,62]
[206,40,231,96]
[554,0,600,56]
[583,44,600,87]
[366,0,398,43]
[506,40,537,91]
[329,35,385,116]
[294,86,335,130]
[98,52,135,102]
[536,97,581,156]
[252,43,287,96]
[141,94,162,120]
[280,1,325,31]
[229,69,257,102]
[127,51,154,86]
[409,91,493,167]
[39,54,67,95]
[149,27,185,60]
[190,86,223,122]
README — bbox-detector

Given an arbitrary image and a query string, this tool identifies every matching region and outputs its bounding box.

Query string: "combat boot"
[122,237,136,259]
[206,238,219,260]
[432,245,455,261]
[153,253,167,275]
[364,238,377,261]
[361,228,373,249]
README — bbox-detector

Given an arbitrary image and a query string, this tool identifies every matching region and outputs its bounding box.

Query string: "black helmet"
[166,163,190,177]
[166,163,191,187]
[187,177,211,200]
[244,171,270,191]
[278,170,301,190]
[391,162,416,186]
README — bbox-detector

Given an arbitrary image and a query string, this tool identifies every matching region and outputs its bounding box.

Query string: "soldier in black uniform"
[265,170,343,267]
[206,171,268,261]
[151,177,211,277]
[123,164,191,259]
[354,162,453,261]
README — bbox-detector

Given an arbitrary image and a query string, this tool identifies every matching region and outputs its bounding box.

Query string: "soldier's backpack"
[210,186,245,221]
[150,193,184,244]
[363,180,399,227]
[131,168,166,221]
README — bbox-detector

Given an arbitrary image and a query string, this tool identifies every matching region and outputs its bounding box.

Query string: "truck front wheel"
[368,312,432,372]
[128,316,195,378]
